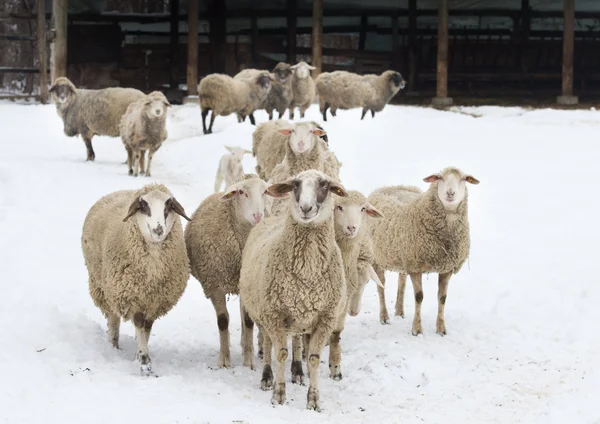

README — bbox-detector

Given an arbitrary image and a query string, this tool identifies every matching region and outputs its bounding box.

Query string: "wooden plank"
[436,0,449,98]
[169,0,179,89]
[250,14,257,67]
[312,0,323,78]
[186,0,198,96]
[359,14,368,51]
[287,0,297,64]
[408,0,417,89]
[52,0,68,81]
[391,13,399,69]
[562,0,575,96]
[37,0,48,103]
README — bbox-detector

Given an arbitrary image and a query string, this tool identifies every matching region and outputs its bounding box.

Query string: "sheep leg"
[82,136,95,161]
[145,146,159,177]
[257,327,264,359]
[214,168,224,193]
[208,110,216,134]
[132,150,141,177]
[299,106,307,119]
[322,103,329,121]
[270,329,288,406]
[331,108,337,117]
[328,313,345,381]
[126,146,133,175]
[410,273,424,336]
[374,263,390,324]
[360,108,368,120]
[395,273,407,318]
[133,312,153,376]
[289,107,295,120]
[201,108,210,134]
[139,150,146,176]
[260,329,274,390]
[249,113,256,126]
[210,291,231,368]
[371,109,375,118]
[240,301,255,370]
[291,335,304,385]
[267,110,273,120]
[107,313,120,349]
[302,334,310,361]
[144,319,153,345]
[277,110,284,119]
[306,320,333,412]
[436,272,451,336]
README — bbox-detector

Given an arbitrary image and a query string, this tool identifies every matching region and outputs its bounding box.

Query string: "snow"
[1,102,598,423]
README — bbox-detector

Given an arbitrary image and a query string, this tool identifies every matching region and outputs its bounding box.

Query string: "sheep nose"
[298,140,305,150]
[253,213,262,224]
[347,225,356,233]
[155,109,161,115]
[152,224,164,237]
[446,189,455,196]
[300,205,313,214]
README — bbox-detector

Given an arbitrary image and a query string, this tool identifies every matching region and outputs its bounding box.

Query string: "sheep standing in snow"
[315,70,405,121]
[81,184,191,375]
[233,69,277,125]
[49,77,145,161]
[185,175,280,368]
[263,62,294,120]
[368,167,480,334]
[239,170,348,411]
[120,91,170,177]
[214,146,252,192]
[198,72,272,134]
[288,61,316,120]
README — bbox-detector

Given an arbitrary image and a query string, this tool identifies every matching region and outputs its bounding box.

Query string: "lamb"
[239,170,348,411]
[185,174,279,368]
[81,184,191,375]
[315,70,405,121]
[49,77,145,161]
[214,145,252,192]
[198,72,272,135]
[288,61,317,120]
[368,167,480,334]
[119,91,170,177]
[252,119,330,181]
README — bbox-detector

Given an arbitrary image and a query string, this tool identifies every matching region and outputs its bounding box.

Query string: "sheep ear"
[224,145,234,153]
[244,149,252,155]
[220,184,241,201]
[163,100,171,107]
[423,174,441,183]
[278,129,292,136]
[49,83,58,93]
[123,197,141,222]
[312,128,326,137]
[267,180,294,197]
[365,204,384,219]
[465,175,480,185]
[168,197,191,221]
[290,64,299,70]
[330,184,348,198]
[308,65,316,70]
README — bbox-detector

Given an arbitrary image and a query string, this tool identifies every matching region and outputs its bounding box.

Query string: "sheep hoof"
[128,169,133,176]
[139,360,155,377]
[261,364,273,390]
[218,357,231,369]
[306,387,321,412]
[329,364,342,381]
[145,173,151,178]
[436,321,447,336]
[271,383,286,405]
[412,327,423,336]
[395,310,405,319]
[258,349,264,360]
[86,154,95,162]
[291,361,304,385]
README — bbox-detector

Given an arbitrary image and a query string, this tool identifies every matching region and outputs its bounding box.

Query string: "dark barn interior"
[1,0,599,105]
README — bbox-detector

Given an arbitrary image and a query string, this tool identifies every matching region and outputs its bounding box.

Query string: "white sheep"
[239,170,348,411]
[120,91,170,177]
[198,72,272,134]
[288,61,316,120]
[185,174,278,368]
[214,146,252,193]
[49,77,145,161]
[81,184,191,375]
[368,167,480,334]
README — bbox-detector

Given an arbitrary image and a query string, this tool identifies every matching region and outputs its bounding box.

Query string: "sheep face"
[291,61,316,79]
[272,63,293,83]
[334,193,383,239]
[390,71,407,90]
[268,170,348,224]
[278,123,326,155]
[256,73,273,91]
[144,91,170,120]
[423,168,480,212]
[123,190,191,243]
[220,178,273,226]
[49,79,76,106]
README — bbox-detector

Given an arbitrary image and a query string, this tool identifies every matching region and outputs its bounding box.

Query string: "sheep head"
[143,91,170,121]
[334,190,383,239]
[388,71,406,90]
[123,187,190,243]
[267,170,347,224]
[290,61,316,79]
[220,176,281,226]
[423,167,480,212]
[278,122,326,155]
[272,62,293,83]
[49,77,77,106]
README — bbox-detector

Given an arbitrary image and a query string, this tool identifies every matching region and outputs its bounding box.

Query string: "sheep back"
[315,71,371,110]
[199,74,249,116]
[252,120,289,180]
[290,74,316,110]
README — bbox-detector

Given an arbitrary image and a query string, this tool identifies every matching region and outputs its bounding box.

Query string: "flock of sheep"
[48,64,479,412]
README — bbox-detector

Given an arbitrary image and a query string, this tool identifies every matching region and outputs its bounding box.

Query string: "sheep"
[119,91,171,177]
[368,167,480,334]
[81,183,191,375]
[264,62,294,120]
[185,174,278,368]
[252,119,331,181]
[49,77,145,161]
[239,169,348,411]
[198,72,272,135]
[315,70,406,121]
[233,69,277,125]
[214,146,252,192]
[288,61,317,120]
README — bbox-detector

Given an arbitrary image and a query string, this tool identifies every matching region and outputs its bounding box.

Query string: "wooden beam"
[250,14,258,67]
[408,0,417,90]
[312,0,323,78]
[359,14,368,50]
[169,0,179,89]
[391,13,399,69]
[558,0,577,104]
[287,0,297,64]
[209,0,227,73]
[186,0,198,96]
[51,0,67,82]
[37,0,48,103]
[433,0,452,106]
[517,0,530,70]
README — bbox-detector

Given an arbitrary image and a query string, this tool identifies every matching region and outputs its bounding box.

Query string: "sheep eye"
[337,205,343,211]
[238,190,244,195]
[361,207,366,212]
[140,199,151,216]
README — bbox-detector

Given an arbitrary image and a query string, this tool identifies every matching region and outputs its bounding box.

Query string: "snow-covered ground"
[1,103,598,424]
